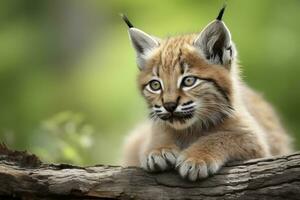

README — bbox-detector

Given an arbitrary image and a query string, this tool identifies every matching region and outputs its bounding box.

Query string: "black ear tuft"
[120,14,134,28]
[216,4,226,21]
[194,4,233,66]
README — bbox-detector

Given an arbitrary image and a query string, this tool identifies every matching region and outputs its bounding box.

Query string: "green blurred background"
[0,0,299,165]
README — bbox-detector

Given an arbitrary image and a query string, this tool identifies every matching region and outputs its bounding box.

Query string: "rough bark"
[0,144,300,200]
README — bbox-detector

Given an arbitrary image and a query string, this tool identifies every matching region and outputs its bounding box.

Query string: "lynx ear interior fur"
[121,5,293,181]
[193,6,234,66]
[121,14,160,70]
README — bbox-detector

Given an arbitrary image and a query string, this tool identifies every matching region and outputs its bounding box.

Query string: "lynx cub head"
[123,6,236,130]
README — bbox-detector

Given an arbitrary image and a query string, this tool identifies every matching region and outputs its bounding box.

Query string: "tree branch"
[0,144,300,200]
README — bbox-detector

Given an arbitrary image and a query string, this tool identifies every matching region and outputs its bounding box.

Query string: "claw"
[176,154,221,181]
[141,148,179,172]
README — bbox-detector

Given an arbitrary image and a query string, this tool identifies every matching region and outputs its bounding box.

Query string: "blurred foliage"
[33,111,94,164]
[0,0,299,165]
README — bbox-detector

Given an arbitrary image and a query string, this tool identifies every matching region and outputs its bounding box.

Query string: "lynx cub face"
[138,40,233,130]
[123,7,234,130]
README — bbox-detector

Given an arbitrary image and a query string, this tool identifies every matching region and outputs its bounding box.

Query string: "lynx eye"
[146,80,162,93]
[181,76,197,87]
[149,80,161,90]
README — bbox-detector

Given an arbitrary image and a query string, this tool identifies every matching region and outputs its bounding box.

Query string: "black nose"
[163,102,177,113]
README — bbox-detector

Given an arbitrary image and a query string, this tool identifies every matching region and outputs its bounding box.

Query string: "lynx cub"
[121,6,292,181]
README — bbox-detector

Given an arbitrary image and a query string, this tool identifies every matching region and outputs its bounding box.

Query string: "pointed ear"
[128,27,160,56]
[194,6,235,66]
[121,14,160,70]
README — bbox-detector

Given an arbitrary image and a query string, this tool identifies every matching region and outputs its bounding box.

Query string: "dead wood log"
[0,144,300,200]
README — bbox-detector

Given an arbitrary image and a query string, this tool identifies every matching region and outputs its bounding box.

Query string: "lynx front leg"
[176,131,270,181]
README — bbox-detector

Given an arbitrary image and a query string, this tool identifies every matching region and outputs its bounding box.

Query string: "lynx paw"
[176,153,223,181]
[141,147,179,172]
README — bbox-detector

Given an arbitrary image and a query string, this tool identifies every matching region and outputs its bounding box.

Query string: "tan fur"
[122,33,293,181]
